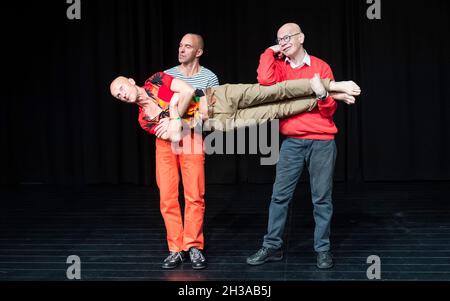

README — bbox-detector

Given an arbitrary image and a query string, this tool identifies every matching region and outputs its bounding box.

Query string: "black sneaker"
[316,251,333,269]
[189,247,207,270]
[161,251,185,269]
[246,247,283,266]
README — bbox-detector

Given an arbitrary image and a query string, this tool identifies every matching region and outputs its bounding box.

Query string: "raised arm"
[257,46,285,85]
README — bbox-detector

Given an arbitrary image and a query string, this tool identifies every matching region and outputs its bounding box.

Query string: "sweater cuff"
[318,96,335,107]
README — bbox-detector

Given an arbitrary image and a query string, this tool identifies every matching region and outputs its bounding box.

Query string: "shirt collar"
[285,50,311,69]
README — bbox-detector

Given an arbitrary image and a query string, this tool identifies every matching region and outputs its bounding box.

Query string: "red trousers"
[155,134,205,252]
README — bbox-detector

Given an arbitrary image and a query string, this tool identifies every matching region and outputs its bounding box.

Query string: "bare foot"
[329,92,356,105]
[310,73,327,98]
[329,81,361,96]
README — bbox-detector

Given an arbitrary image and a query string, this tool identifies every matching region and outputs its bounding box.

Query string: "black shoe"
[246,247,283,266]
[316,251,333,269]
[161,251,185,269]
[189,247,207,270]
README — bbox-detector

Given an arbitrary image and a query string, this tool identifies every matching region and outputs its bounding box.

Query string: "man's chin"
[282,50,293,57]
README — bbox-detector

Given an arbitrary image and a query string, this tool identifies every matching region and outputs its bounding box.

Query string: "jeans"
[263,137,337,252]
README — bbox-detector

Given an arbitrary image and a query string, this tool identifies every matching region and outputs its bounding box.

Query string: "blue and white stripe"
[164,66,220,89]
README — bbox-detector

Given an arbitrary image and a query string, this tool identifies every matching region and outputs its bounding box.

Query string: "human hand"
[329,92,356,105]
[155,117,170,138]
[167,118,183,143]
[269,45,283,59]
[270,44,281,52]
[329,80,361,96]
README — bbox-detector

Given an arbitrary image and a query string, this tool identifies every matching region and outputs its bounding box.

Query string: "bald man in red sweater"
[247,23,359,269]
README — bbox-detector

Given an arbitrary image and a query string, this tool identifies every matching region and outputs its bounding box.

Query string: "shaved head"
[276,22,305,59]
[110,76,138,103]
[278,23,302,35]
[178,33,205,64]
[184,33,204,50]
[110,76,129,91]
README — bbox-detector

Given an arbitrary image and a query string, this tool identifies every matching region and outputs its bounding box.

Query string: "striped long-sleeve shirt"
[164,66,219,89]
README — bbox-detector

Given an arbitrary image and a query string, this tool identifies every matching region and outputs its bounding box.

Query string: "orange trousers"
[155,134,205,252]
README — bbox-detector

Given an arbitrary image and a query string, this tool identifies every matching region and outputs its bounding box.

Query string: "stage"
[1,182,449,281]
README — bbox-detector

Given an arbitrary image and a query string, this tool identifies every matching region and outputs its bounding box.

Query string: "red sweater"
[257,48,337,140]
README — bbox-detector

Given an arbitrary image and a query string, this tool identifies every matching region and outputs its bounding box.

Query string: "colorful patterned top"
[137,72,201,135]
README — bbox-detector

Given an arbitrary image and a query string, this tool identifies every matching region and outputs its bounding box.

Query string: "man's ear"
[196,48,204,58]
[128,78,136,85]
[299,33,305,45]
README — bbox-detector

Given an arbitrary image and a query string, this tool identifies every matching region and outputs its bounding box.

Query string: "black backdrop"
[1,0,450,185]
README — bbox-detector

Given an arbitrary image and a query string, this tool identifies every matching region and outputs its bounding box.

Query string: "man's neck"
[136,86,159,108]
[287,48,306,67]
[136,86,163,117]
[136,86,150,107]
[179,61,201,77]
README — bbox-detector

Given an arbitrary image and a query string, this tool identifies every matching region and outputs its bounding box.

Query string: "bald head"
[110,76,129,90]
[179,33,205,64]
[278,23,302,36]
[183,33,205,49]
[276,22,305,59]
[110,76,138,103]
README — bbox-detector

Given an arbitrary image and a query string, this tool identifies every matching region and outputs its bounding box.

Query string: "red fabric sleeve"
[138,107,156,135]
[157,72,174,101]
[257,48,284,86]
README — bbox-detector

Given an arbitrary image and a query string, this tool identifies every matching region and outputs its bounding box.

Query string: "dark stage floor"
[0,182,449,281]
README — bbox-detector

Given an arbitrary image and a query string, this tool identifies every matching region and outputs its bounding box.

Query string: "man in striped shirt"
[157,34,218,270]
[165,33,219,89]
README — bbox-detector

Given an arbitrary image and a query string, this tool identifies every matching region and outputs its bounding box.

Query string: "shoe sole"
[161,265,179,269]
[192,264,207,270]
[246,255,283,266]
[316,262,334,269]
[161,260,185,269]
